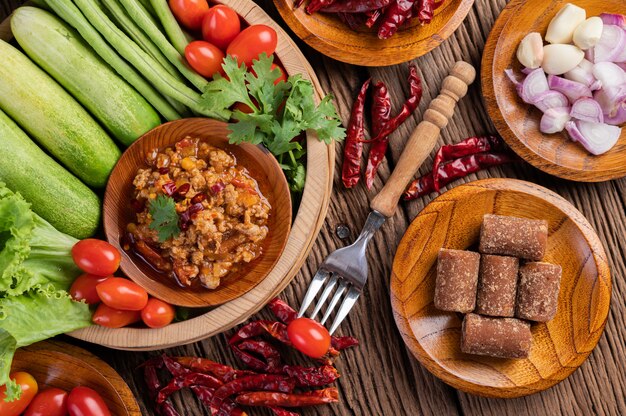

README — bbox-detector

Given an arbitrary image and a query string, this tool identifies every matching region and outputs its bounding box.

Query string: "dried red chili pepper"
[403,152,516,200]
[270,408,299,416]
[210,375,296,416]
[367,65,422,143]
[337,12,367,30]
[416,0,435,23]
[377,0,415,39]
[364,81,392,189]
[282,364,340,387]
[321,0,391,13]
[231,339,283,372]
[431,135,504,191]
[365,8,384,28]
[143,360,181,416]
[157,373,223,403]
[341,78,371,188]
[173,183,190,200]
[331,335,359,350]
[236,387,339,407]
[268,298,297,324]
[229,320,291,345]
[173,357,254,382]
[191,386,245,416]
[306,0,336,14]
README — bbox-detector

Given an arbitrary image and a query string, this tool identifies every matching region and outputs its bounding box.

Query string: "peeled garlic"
[517,32,544,68]
[573,17,604,50]
[542,44,585,75]
[545,3,586,44]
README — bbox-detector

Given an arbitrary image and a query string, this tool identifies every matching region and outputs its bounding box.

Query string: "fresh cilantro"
[148,194,180,242]
[201,54,346,194]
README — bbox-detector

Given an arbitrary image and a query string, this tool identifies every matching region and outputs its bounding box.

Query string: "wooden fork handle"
[370,61,476,218]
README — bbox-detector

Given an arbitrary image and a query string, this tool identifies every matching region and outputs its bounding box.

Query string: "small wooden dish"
[12,340,140,415]
[391,178,611,398]
[273,0,474,66]
[482,0,626,182]
[103,118,291,307]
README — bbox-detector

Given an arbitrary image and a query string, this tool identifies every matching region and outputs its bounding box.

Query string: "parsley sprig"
[148,194,180,242]
[201,54,345,193]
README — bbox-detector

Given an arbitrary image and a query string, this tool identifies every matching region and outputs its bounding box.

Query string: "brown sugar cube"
[461,313,532,359]
[516,262,562,322]
[434,249,480,313]
[476,255,520,317]
[479,214,548,261]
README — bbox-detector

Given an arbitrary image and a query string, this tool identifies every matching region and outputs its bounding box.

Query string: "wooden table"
[3,0,625,414]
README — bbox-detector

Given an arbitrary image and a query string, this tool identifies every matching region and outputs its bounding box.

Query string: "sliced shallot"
[565,120,621,155]
[592,62,626,88]
[593,25,626,63]
[594,85,626,117]
[604,105,626,125]
[599,13,626,29]
[540,107,571,133]
[532,90,569,112]
[570,98,604,123]
[547,74,592,103]
[518,68,549,103]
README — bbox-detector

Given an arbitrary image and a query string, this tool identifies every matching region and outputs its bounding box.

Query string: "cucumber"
[0,39,120,189]
[0,108,100,239]
[11,7,160,147]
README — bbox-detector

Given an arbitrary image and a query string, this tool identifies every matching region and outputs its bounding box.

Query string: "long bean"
[150,0,190,55]
[69,0,227,120]
[43,0,181,121]
[119,0,207,92]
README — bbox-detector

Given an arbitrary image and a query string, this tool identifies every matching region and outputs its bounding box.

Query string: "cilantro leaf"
[201,56,255,112]
[148,195,180,242]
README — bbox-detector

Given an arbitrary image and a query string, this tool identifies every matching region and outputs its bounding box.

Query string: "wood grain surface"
[2,0,626,415]
[482,0,626,182]
[391,178,610,398]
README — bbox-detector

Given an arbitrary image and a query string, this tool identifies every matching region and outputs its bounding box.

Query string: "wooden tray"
[391,178,611,398]
[273,0,475,66]
[1,0,334,350]
[482,0,626,182]
[12,340,141,415]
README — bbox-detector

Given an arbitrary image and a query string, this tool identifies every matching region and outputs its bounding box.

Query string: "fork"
[298,61,477,334]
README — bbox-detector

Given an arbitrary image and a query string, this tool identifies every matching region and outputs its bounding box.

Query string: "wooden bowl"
[391,178,611,398]
[102,118,291,307]
[274,0,474,66]
[482,0,626,182]
[12,340,140,415]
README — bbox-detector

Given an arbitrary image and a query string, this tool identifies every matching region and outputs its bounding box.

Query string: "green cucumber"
[11,7,161,147]
[0,40,121,188]
[0,108,100,239]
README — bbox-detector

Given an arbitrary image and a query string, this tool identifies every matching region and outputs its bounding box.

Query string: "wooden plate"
[102,118,292,308]
[482,0,626,182]
[390,178,611,398]
[12,340,140,415]
[273,0,474,66]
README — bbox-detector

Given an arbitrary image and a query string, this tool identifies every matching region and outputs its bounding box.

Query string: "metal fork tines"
[298,211,385,334]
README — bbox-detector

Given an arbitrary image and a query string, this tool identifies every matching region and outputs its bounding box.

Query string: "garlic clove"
[573,16,604,50]
[517,32,544,68]
[542,44,585,75]
[545,3,586,44]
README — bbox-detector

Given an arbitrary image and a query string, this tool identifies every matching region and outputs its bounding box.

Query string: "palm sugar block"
[461,313,532,359]
[476,255,519,317]
[516,262,562,322]
[479,214,548,261]
[434,249,480,313]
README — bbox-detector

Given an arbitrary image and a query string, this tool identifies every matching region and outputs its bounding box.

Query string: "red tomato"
[67,386,111,416]
[141,298,175,328]
[0,372,38,416]
[185,40,225,78]
[201,5,241,51]
[287,317,331,358]
[23,387,68,416]
[92,303,141,328]
[96,278,148,311]
[70,273,110,305]
[233,102,254,114]
[227,25,278,67]
[71,239,120,276]
[168,0,209,30]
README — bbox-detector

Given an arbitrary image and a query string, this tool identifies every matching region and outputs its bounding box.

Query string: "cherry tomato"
[92,303,141,328]
[0,372,38,416]
[70,273,110,305]
[233,102,254,114]
[23,387,68,416]
[201,5,241,51]
[185,40,225,78]
[141,298,175,328]
[168,0,209,30]
[287,317,331,359]
[71,239,120,276]
[67,386,111,416]
[95,277,148,311]
[227,25,278,67]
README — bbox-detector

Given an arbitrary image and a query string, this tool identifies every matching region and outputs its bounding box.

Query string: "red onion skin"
[599,13,626,30]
